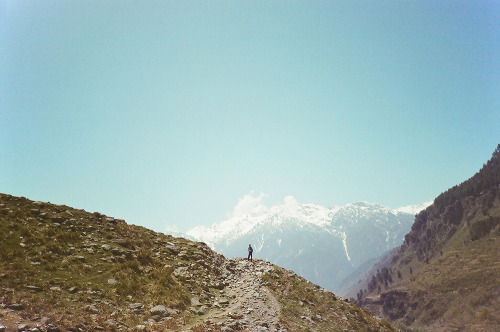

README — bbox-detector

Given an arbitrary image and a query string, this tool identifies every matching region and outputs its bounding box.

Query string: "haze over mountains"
[186,199,430,295]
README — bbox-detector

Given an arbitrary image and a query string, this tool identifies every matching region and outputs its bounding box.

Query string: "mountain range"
[186,200,430,295]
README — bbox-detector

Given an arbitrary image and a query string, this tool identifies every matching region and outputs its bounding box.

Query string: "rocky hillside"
[0,193,396,332]
[356,145,500,331]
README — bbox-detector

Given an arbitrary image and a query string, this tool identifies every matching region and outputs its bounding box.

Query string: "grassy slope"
[262,267,396,332]
[387,201,500,331]
[0,193,225,330]
[0,193,397,331]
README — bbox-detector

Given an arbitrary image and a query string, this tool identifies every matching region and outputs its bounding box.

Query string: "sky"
[1,1,499,233]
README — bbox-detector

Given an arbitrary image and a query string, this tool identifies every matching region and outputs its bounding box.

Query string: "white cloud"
[164,224,182,236]
[227,192,268,218]
[283,195,298,206]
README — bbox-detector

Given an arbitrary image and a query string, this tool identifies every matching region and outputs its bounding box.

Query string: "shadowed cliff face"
[356,145,500,332]
[0,193,396,332]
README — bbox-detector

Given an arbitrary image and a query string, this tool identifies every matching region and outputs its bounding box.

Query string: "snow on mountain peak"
[185,198,426,249]
[186,198,338,247]
[184,198,422,294]
[394,201,432,215]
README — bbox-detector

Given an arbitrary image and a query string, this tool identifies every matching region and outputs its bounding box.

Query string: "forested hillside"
[356,144,500,331]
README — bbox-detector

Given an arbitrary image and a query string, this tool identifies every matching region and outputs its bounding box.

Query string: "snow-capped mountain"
[186,200,430,295]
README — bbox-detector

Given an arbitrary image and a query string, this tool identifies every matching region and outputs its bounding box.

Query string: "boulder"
[150,305,168,317]
[190,297,201,306]
[129,303,144,312]
[16,323,29,331]
[198,306,207,315]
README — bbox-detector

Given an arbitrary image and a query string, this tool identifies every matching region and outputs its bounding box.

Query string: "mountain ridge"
[186,200,430,295]
[187,201,429,250]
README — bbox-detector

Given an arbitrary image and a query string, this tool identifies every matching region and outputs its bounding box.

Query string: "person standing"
[247,244,253,261]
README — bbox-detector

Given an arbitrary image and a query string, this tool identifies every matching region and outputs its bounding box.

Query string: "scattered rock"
[85,304,99,313]
[68,286,78,294]
[197,306,208,315]
[8,303,24,310]
[166,244,178,254]
[228,312,243,319]
[16,323,29,331]
[112,238,132,248]
[190,297,201,306]
[26,285,42,292]
[129,303,144,312]
[150,305,168,317]
[173,266,189,277]
[46,326,60,332]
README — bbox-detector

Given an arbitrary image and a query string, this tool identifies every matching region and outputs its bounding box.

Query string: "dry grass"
[262,267,396,331]
[0,193,220,330]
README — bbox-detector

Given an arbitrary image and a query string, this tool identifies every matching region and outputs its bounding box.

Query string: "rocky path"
[200,258,283,332]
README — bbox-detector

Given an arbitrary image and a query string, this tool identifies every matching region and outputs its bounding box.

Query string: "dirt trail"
[0,258,283,332]
[203,258,283,331]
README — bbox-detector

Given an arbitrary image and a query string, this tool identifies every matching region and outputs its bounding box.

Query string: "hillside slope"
[0,193,396,331]
[357,145,500,331]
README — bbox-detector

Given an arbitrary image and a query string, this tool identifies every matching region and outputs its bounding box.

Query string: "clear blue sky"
[1,1,499,233]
